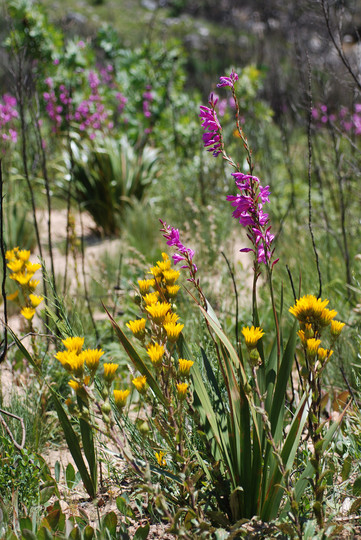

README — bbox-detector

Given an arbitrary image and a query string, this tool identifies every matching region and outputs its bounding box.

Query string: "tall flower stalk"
[200,70,280,361]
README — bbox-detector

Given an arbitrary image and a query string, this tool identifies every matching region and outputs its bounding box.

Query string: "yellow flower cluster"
[290,295,344,372]
[55,336,105,386]
[6,247,43,323]
[126,253,193,405]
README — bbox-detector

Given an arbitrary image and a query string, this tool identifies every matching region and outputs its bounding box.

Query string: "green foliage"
[72,137,160,236]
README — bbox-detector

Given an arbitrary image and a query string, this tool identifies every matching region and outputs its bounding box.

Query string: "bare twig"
[0,407,26,450]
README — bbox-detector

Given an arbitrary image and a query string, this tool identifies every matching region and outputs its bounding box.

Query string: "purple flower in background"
[199,93,222,157]
[0,94,18,147]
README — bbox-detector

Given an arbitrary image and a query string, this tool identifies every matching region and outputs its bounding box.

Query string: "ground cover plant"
[1,0,361,538]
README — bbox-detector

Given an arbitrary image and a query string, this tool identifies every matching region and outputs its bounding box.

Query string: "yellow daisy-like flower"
[29,294,43,308]
[319,308,337,327]
[113,389,130,409]
[156,259,172,273]
[55,350,79,372]
[143,292,159,305]
[330,320,345,337]
[163,312,180,325]
[138,279,154,295]
[242,326,265,349]
[5,248,18,260]
[7,290,19,301]
[148,265,162,278]
[317,347,333,363]
[82,348,104,373]
[306,338,321,359]
[162,269,180,285]
[146,343,164,368]
[166,285,180,298]
[177,382,188,400]
[155,451,166,467]
[132,375,147,394]
[20,306,36,320]
[28,279,40,289]
[7,259,24,273]
[17,249,31,262]
[178,359,194,377]
[145,302,171,324]
[126,318,146,339]
[289,295,331,326]
[164,322,184,342]
[62,336,84,354]
[10,272,33,285]
[103,363,119,383]
[70,356,85,378]
[25,262,41,273]
[68,380,82,393]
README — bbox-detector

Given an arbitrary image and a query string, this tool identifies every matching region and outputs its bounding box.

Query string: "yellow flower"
[68,380,82,393]
[164,322,184,342]
[145,302,171,324]
[20,306,36,320]
[103,363,119,383]
[143,292,159,305]
[330,320,345,337]
[62,336,84,354]
[132,375,147,394]
[7,290,19,301]
[289,295,333,327]
[28,279,40,289]
[5,248,18,260]
[156,259,171,273]
[317,347,333,363]
[113,389,130,409]
[155,451,166,467]
[166,285,180,298]
[10,272,33,285]
[25,262,41,273]
[70,356,85,378]
[177,382,188,400]
[146,343,164,368]
[163,269,180,285]
[29,294,43,308]
[163,312,180,325]
[55,350,77,372]
[319,308,337,327]
[126,318,146,339]
[17,249,31,262]
[148,265,162,278]
[306,338,321,359]
[138,279,154,295]
[7,259,24,273]
[242,326,265,349]
[82,348,104,373]
[178,359,194,377]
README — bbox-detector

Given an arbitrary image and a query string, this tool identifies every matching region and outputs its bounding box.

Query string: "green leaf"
[133,523,150,540]
[21,530,36,540]
[83,526,95,540]
[66,463,76,489]
[341,456,352,482]
[102,511,117,535]
[353,477,361,496]
[350,498,361,514]
[39,485,55,505]
[36,527,53,540]
[54,461,60,483]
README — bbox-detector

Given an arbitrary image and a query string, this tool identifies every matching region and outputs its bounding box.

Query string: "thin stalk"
[0,159,8,363]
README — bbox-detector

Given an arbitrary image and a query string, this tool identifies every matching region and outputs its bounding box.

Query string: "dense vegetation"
[1,0,361,538]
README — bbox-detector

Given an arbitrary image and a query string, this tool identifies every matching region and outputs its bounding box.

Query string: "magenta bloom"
[217,70,239,89]
[160,220,197,277]
[199,93,222,157]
